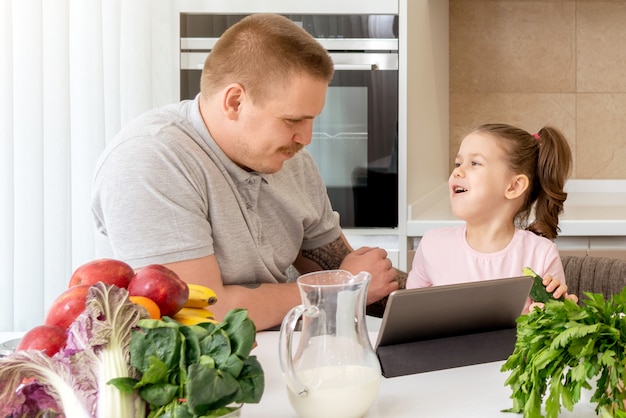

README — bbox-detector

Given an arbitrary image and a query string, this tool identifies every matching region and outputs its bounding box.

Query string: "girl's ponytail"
[527,126,572,239]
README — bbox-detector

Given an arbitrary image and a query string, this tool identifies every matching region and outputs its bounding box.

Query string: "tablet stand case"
[376,327,517,378]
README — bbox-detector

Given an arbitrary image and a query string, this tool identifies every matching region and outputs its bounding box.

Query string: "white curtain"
[0,0,177,332]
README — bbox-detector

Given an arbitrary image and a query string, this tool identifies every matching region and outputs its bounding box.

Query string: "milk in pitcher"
[287,365,381,418]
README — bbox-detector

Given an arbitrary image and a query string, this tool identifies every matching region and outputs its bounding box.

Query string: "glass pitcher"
[279,270,382,418]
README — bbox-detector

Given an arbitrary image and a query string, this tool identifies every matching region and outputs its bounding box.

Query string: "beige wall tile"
[577,2,626,92]
[449,0,626,179]
[577,94,626,178]
[449,93,577,175]
[450,1,575,93]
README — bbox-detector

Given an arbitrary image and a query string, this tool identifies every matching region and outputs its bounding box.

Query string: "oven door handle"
[329,53,397,71]
[333,63,378,71]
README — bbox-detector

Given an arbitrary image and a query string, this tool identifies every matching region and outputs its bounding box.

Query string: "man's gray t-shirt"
[91,96,341,285]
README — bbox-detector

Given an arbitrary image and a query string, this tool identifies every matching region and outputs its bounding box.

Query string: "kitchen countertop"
[408,179,626,237]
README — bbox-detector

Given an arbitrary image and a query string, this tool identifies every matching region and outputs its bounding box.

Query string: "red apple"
[44,284,91,330]
[16,324,67,357]
[128,264,189,317]
[68,258,135,289]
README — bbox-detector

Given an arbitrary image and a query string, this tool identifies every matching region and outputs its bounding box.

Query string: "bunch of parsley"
[501,287,626,418]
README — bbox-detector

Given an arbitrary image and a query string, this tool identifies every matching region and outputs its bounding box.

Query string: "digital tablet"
[375,276,533,348]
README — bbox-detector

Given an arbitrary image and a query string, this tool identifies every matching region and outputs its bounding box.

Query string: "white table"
[0,331,599,417]
[243,331,600,418]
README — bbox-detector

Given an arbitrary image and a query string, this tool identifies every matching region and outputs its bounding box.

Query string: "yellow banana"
[173,307,218,326]
[177,307,216,319]
[185,284,218,308]
[173,314,219,326]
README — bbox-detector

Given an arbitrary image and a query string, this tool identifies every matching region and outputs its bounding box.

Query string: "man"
[92,14,401,330]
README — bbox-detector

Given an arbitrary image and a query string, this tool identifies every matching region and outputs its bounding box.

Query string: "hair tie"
[533,132,541,140]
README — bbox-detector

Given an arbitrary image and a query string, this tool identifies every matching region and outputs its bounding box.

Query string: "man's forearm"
[295,236,351,273]
[217,282,301,331]
[163,255,301,331]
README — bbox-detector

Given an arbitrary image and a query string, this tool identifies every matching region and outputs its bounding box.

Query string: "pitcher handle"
[278,304,318,397]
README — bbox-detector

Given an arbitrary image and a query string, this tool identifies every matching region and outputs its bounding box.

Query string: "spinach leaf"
[130,327,182,373]
[151,402,195,418]
[237,356,265,404]
[219,354,244,378]
[138,356,170,386]
[186,365,240,414]
[199,330,230,366]
[179,325,202,365]
[139,381,179,406]
[220,309,256,358]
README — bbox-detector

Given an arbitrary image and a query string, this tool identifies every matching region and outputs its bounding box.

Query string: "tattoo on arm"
[301,237,351,271]
[395,269,408,289]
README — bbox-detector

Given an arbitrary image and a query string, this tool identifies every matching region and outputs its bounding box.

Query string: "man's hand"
[340,247,398,304]
[297,234,399,305]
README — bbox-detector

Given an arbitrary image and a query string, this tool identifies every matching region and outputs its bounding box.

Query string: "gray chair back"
[561,255,626,301]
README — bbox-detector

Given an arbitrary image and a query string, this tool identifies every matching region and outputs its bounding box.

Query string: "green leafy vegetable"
[523,267,565,303]
[501,287,626,417]
[109,308,264,418]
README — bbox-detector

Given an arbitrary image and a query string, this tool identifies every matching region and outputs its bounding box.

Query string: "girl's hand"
[526,274,579,313]
[542,274,579,303]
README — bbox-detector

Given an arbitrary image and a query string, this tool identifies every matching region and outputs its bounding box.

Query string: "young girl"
[406,123,577,312]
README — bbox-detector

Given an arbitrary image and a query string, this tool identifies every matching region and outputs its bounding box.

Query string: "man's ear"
[222,83,245,119]
[505,174,529,200]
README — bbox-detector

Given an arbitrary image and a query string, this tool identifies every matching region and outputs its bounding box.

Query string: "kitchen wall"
[449,0,626,179]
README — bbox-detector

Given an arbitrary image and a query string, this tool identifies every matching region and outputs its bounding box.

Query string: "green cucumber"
[523,267,565,303]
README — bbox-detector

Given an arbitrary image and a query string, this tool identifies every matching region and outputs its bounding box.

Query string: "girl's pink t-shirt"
[406,225,564,308]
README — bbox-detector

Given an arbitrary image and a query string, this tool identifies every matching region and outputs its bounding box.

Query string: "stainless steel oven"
[180,13,399,228]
